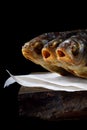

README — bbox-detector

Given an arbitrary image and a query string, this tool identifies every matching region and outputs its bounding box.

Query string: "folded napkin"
[4,70,87,92]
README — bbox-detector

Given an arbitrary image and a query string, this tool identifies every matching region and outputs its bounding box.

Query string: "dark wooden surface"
[18,87,87,129]
[1,83,87,129]
[18,89,87,121]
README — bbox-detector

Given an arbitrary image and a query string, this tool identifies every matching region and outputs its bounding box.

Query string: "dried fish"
[22,31,80,75]
[42,30,80,75]
[56,30,87,78]
[22,32,67,74]
[22,30,87,78]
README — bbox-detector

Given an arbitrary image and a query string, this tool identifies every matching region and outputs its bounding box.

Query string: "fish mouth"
[42,49,51,59]
[42,48,54,62]
[57,49,66,58]
[56,48,75,65]
[42,41,58,61]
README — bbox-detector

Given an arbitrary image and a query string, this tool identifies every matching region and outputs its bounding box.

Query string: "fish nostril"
[42,50,51,59]
[57,50,65,57]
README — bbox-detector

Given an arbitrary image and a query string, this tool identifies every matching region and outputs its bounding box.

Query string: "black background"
[0,7,87,128]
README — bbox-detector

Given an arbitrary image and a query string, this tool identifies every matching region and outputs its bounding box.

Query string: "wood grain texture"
[18,90,87,121]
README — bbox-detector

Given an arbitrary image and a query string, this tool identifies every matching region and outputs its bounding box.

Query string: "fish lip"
[42,48,56,63]
[42,48,51,60]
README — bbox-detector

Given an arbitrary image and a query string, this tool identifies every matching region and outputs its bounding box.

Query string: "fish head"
[22,40,44,64]
[56,37,86,66]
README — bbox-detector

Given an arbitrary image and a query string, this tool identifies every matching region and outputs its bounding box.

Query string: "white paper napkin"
[4,70,87,92]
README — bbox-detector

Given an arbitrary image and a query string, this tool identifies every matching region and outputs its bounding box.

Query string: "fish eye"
[34,42,43,54]
[71,42,79,56]
[52,41,59,47]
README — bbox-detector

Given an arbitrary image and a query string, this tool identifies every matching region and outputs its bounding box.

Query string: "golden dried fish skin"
[56,30,87,78]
